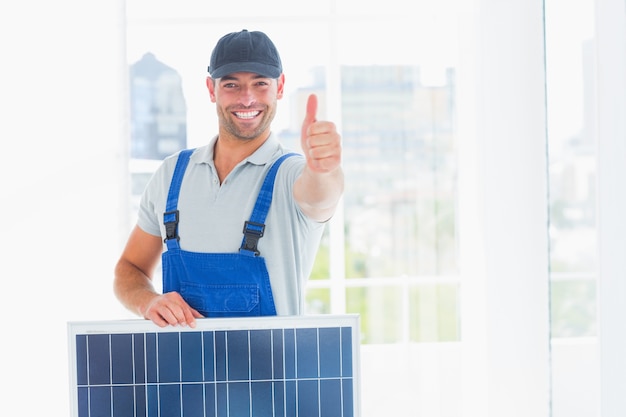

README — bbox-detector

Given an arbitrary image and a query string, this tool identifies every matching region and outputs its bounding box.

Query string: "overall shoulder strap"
[163,149,195,246]
[239,152,300,256]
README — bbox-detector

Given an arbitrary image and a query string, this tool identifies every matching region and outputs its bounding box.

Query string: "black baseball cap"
[208,29,283,79]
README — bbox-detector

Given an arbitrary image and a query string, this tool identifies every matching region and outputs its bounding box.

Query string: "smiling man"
[114,29,344,328]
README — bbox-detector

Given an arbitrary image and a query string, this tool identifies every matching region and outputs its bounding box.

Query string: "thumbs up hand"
[294,93,344,222]
[300,94,342,174]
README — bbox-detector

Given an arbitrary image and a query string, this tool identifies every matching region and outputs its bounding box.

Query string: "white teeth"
[234,111,260,119]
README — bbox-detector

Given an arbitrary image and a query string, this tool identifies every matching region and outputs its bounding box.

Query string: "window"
[125,1,462,347]
[123,1,626,416]
[125,3,463,414]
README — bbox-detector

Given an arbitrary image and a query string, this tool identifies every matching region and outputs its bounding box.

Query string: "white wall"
[596,0,626,416]
[0,1,132,414]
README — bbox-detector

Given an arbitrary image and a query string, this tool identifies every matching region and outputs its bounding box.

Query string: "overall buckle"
[240,221,265,256]
[163,210,180,242]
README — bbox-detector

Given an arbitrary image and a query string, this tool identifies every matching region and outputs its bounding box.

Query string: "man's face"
[208,72,285,141]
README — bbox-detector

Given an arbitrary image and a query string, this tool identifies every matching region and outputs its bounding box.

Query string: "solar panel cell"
[250,330,272,380]
[296,328,318,378]
[111,334,133,384]
[321,378,343,417]
[181,332,203,382]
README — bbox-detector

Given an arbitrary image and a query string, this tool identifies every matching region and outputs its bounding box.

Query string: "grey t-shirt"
[137,133,325,315]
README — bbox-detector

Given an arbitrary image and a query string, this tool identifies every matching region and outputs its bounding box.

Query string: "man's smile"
[234,110,261,119]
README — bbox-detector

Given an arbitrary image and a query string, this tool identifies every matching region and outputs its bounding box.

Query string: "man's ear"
[276,73,285,99]
[206,77,217,102]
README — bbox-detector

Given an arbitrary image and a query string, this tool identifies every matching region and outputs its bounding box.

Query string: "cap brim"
[210,61,282,79]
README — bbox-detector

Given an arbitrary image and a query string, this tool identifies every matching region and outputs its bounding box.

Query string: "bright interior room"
[1,0,625,416]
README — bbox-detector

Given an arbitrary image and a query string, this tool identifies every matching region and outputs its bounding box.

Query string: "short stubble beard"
[217,100,277,141]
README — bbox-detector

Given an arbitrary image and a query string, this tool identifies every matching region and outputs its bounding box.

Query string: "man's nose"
[238,86,255,107]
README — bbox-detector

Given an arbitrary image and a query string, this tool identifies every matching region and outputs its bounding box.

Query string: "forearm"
[294,165,344,222]
[113,259,159,318]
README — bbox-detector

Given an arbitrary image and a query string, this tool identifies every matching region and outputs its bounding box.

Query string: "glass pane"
[336,20,459,279]
[126,16,332,147]
[308,229,331,280]
[305,288,330,314]
[346,286,403,343]
[409,284,459,342]
[545,0,597,336]
[550,279,596,337]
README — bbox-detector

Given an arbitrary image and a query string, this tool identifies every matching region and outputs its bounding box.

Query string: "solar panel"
[67,315,360,417]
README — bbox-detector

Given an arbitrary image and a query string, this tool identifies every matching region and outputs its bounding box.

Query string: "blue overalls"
[161,149,297,317]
